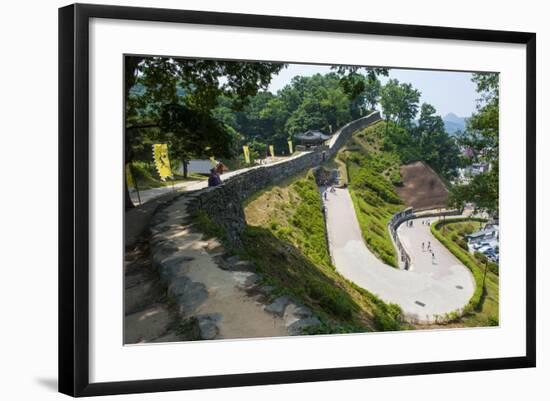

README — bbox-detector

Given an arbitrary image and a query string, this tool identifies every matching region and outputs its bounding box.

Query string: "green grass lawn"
[431,218,499,327]
[243,171,404,333]
[338,122,405,267]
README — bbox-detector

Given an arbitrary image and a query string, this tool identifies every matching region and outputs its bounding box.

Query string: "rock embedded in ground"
[230,260,256,272]
[158,254,194,281]
[283,302,320,335]
[125,280,160,315]
[124,304,173,344]
[287,316,321,335]
[197,314,221,340]
[243,273,261,288]
[284,303,313,319]
[168,277,208,317]
[225,255,241,265]
[258,285,274,295]
[264,295,291,316]
[125,271,147,289]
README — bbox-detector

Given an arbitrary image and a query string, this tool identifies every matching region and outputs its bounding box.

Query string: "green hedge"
[430,218,487,313]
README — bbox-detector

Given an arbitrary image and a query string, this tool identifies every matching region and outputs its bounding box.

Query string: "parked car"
[478,245,492,254]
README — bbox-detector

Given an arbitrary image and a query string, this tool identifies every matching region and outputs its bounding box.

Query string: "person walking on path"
[422,242,425,251]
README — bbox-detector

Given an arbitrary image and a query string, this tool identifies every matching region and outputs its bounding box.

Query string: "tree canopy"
[125,58,484,211]
[124,56,285,207]
[449,72,499,214]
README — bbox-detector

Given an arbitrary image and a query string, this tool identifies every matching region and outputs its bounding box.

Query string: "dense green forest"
[125,56,497,214]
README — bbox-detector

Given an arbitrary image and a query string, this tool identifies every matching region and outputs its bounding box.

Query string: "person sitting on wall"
[215,161,228,175]
[208,168,222,187]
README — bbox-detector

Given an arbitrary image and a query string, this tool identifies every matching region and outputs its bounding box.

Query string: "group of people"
[421,240,436,264]
[322,182,336,200]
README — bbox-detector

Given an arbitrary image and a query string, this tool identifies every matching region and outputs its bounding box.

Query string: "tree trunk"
[182,158,188,178]
[125,174,134,210]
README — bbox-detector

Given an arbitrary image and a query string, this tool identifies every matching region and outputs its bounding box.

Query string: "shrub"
[474,252,488,264]
[431,220,487,313]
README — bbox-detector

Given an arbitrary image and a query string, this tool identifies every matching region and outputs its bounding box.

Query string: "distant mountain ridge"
[442,113,467,135]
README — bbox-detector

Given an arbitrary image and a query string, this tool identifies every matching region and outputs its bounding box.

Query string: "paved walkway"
[323,187,475,322]
[130,180,202,205]
[130,154,310,206]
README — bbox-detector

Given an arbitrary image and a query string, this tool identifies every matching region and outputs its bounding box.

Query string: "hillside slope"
[337,121,405,267]
[396,161,449,210]
[243,172,403,333]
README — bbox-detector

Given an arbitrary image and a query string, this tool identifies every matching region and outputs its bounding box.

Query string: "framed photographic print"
[58,3,536,397]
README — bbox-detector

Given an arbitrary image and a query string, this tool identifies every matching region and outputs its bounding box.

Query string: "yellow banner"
[243,145,250,164]
[269,145,275,158]
[152,143,172,181]
[288,140,293,155]
[125,164,135,188]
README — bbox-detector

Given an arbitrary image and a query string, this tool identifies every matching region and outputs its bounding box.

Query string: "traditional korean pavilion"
[295,130,332,148]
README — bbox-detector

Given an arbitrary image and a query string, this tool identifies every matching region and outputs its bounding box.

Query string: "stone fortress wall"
[184,111,382,246]
[146,112,382,338]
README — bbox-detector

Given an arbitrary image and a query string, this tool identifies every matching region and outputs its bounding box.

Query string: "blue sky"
[267,64,479,118]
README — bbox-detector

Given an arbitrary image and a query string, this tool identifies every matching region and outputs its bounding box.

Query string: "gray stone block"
[287,316,322,335]
[264,295,291,316]
[169,277,208,317]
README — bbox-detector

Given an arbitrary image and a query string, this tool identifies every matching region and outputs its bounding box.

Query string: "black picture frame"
[59,3,536,397]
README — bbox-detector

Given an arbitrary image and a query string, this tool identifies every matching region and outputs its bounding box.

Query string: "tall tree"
[124,56,285,208]
[380,79,420,134]
[363,75,382,111]
[449,72,499,214]
[416,103,445,138]
[416,103,460,178]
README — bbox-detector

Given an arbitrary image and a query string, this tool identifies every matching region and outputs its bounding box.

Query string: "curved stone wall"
[388,208,414,269]
[184,112,382,247]
[389,208,464,270]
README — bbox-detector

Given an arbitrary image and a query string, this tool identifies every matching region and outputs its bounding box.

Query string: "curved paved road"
[323,187,475,323]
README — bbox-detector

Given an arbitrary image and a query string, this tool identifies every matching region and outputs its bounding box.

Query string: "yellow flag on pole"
[288,140,293,155]
[152,143,172,181]
[243,145,250,164]
[125,164,135,188]
[269,145,275,158]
